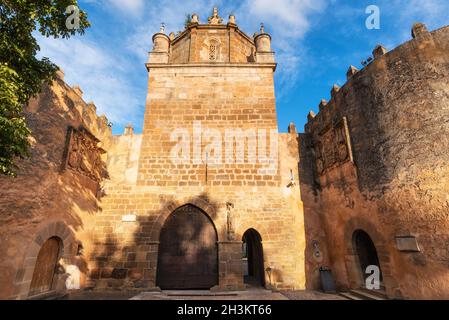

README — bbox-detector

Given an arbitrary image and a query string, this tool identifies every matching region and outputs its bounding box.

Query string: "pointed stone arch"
[156,204,219,289]
[149,196,223,242]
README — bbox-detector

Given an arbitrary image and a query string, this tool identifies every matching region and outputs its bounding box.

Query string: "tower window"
[209,40,219,61]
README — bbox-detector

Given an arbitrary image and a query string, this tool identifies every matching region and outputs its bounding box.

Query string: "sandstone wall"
[138,65,279,187]
[106,133,142,185]
[0,76,111,299]
[303,25,449,299]
[170,25,255,64]
[88,127,312,292]
[87,17,316,290]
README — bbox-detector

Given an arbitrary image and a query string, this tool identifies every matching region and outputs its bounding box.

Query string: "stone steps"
[340,288,388,300]
[339,292,363,300]
[351,288,387,300]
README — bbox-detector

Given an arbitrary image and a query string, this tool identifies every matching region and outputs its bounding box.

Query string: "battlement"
[51,69,112,142]
[147,7,276,67]
[305,23,449,133]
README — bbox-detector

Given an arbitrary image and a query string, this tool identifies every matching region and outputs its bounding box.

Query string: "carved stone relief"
[62,126,107,194]
[314,117,353,175]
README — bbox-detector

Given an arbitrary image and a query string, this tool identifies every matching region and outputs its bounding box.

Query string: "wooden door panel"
[156,205,218,289]
[29,237,61,296]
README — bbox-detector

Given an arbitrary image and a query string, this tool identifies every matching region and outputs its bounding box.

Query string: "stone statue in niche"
[226,202,235,241]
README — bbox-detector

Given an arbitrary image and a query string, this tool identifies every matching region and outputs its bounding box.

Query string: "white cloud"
[109,0,144,15]
[81,0,145,17]
[239,0,327,90]
[126,0,326,91]
[37,35,142,129]
[37,1,328,133]
[248,0,324,36]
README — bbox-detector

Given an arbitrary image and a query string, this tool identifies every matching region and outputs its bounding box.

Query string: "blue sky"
[37,0,449,135]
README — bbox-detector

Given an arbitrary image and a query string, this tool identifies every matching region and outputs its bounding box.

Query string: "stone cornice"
[146,62,277,71]
[171,24,255,46]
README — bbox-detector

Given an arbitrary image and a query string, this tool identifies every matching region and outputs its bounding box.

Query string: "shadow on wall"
[297,133,332,291]
[0,81,111,299]
[88,192,222,291]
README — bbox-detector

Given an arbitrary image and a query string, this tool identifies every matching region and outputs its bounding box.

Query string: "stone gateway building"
[0,8,448,300]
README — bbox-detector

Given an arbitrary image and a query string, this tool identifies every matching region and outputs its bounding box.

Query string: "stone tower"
[89,8,309,292]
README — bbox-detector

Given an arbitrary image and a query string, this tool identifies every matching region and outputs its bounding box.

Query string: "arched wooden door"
[156,205,218,289]
[29,237,62,296]
[353,230,383,284]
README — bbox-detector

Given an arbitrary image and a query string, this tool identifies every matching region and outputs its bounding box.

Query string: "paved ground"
[131,288,288,300]
[65,288,346,300]
[281,290,346,300]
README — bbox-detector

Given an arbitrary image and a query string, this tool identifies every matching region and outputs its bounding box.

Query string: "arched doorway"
[353,230,383,287]
[242,229,265,287]
[156,205,218,289]
[29,237,62,296]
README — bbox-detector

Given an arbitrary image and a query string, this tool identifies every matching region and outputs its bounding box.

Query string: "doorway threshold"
[164,290,239,297]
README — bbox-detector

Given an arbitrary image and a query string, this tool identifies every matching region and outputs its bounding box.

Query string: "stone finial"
[160,22,165,33]
[412,22,429,39]
[346,65,359,79]
[288,122,297,134]
[124,123,134,136]
[372,44,388,59]
[228,14,236,25]
[255,23,272,54]
[331,84,340,98]
[169,32,175,41]
[208,7,223,25]
[72,85,83,97]
[191,13,199,24]
[307,110,316,121]
[318,99,328,111]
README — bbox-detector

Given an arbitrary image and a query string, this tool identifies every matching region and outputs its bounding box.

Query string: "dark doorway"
[156,205,218,290]
[29,237,62,296]
[242,229,265,287]
[353,230,383,286]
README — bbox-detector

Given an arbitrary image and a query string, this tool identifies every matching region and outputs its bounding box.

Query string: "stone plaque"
[395,236,420,252]
[122,214,137,222]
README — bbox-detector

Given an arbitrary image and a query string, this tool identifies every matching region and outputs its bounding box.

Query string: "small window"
[209,40,219,61]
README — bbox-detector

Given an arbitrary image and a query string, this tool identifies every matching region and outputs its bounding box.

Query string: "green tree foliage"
[184,13,191,29]
[0,0,89,176]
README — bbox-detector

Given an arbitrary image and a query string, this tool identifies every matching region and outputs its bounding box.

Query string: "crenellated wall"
[302,24,449,299]
[1,10,448,300]
[0,73,112,299]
